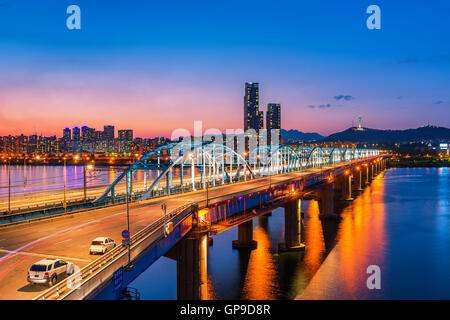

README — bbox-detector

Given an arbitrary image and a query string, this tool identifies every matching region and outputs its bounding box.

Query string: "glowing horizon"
[0,1,449,138]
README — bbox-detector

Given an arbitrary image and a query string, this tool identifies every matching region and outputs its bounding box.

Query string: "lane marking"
[0,211,124,264]
[0,249,90,263]
[0,215,128,280]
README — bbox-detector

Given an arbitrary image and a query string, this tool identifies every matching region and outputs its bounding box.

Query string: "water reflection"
[130,168,450,300]
[241,224,279,300]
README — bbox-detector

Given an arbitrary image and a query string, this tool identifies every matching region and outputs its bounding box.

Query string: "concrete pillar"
[332,177,345,201]
[279,199,305,251]
[365,165,370,185]
[258,214,269,229]
[232,220,257,249]
[176,233,208,300]
[356,167,363,191]
[345,173,354,201]
[319,182,338,219]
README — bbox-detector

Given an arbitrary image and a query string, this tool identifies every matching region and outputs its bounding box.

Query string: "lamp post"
[83,160,94,202]
[124,171,133,272]
[345,170,354,201]
[83,161,87,201]
[206,175,209,207]
[356,166,363,191]
[23,156,27,191]
[8,158,11,213]
[63,157,67,213]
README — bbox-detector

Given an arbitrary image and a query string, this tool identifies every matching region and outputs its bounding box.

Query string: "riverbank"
[390,156,450,168]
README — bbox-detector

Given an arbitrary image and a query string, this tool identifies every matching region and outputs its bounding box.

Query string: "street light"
[63,157,67,213]
[7,157,11,213]
[83,162,94,201]
[356,165,363,191]
[345,169,354,201]
[124,171,133,272]
[206,175,209,207]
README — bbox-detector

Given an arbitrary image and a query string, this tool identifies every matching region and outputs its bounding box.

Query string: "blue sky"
[0,0,449,136]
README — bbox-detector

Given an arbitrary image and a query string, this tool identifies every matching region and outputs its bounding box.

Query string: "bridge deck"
[0,159,378,300]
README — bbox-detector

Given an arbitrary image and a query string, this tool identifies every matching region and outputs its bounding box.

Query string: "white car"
[27,258,74,287]
[89,237,116,255]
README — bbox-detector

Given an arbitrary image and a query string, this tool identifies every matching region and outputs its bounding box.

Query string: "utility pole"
[162,203,166,217]
[83,161,87,201]
[8,158,11,213]
[23,156,27,191]
[63,158,67,213]
[206,176,209,207]
[125,172,132,271]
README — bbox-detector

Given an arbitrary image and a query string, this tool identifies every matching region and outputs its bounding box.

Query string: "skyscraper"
[72,127,80,141]
[266,103,281,131]
[104,125,115,140]
[63,128,71,141]
[244,82,263,133]
[266,103,281,144]
[118,129,133,141]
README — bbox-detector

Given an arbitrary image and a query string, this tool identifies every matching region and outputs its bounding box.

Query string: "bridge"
[0,142,389,300]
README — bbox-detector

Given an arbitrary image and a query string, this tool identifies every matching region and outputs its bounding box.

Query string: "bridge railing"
[33,204,193,300]
[32,155,386,300]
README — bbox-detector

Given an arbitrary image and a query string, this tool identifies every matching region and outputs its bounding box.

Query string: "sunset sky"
[0,0,449,138]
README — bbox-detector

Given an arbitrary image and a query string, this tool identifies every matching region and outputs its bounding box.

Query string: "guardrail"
[33,203,193,300]
[32,156,386,300]
[1,155,389,221]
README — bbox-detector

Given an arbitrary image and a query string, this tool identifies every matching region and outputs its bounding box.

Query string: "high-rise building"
[266,103,281,131]
[266,103,281,144]
[63,128,71,141]
[244,82,263,133]
[81,126,96,142]
[72,127,80,141]
[104,125,115,140]
[118,129,133,154]
[118,129,133,141]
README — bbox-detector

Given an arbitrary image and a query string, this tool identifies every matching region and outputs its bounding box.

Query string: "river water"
[129,167,450,300]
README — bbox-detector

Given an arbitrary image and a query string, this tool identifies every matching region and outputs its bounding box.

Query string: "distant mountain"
[324,125,450,143]
[281,129,324,142]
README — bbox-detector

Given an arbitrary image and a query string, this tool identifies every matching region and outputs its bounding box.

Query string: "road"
[0,161,361,300]
[0,170,253,212]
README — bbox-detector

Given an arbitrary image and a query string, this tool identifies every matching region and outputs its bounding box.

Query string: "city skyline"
[1,1,449,137]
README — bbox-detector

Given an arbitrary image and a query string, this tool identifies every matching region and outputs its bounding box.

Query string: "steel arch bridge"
[94,143,380,204]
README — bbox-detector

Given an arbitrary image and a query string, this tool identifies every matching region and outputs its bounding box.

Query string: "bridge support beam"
[279,198,305,252]
[232,220,257,250]
[175,233,209,300]
[345,173,354,201]
[356,167,363,191]
[318,182,338,219]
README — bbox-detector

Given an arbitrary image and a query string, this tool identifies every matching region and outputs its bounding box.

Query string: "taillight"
[44,272,49,278]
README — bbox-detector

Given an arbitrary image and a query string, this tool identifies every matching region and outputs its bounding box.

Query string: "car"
[27,258,74,287]
[89,237,116,255]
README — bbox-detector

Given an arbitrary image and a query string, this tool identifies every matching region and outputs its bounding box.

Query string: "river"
[129,167,450,300]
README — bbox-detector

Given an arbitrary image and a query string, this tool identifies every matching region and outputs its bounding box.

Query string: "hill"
[323,125,450,143]
[281,129,324,142]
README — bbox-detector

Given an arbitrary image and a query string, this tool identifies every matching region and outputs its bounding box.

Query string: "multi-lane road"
[0,167,322,300]
[0,160,367,300]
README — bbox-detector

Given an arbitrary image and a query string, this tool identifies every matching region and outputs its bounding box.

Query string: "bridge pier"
[344,171,354,201]
[279,199,305,252]
[318,182,338,219]
[356,166,363,191]
[333,176,347,201]
[168,232,209,300]
[232,220,257,250]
